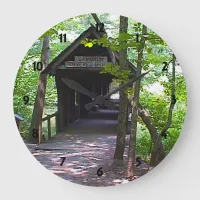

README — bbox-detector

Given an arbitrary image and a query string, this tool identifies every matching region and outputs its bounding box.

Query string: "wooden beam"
[47,117,51,139]
[91,14,103,27]
[55,113,59,134]
[55,75,65,132]
[41,27,95,75]
[69,89,75,122]
[42,111,58,121]
[57,65,105,71]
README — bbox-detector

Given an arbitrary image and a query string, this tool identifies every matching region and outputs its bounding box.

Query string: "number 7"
[60,157,66,166]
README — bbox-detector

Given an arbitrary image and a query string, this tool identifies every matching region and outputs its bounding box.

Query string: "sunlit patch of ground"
[25,110,150,186]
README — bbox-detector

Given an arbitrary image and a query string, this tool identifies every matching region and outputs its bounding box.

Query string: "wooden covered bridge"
[31,26,137,144]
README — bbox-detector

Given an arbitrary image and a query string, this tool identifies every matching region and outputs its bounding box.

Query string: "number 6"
[97,167,103,176]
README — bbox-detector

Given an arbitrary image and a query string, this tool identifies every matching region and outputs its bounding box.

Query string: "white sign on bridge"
[65,56,108,68]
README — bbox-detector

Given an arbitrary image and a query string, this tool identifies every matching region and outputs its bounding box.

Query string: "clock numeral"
[59,33,67,43]
[23,96,29,105]
[135,157,142,166]
[162,61,168,72]
[32,129,38,138]
[60,157,66,166]
[136,33,139,42]
[97,167,103,176]
[161,131,167,139]
[96,23,105,33]
[33,62,43,71]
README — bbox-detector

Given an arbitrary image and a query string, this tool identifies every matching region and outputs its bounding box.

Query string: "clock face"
[13,13,187,187]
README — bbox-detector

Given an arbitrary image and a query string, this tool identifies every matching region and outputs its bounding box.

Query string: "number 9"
[23,96,29,104]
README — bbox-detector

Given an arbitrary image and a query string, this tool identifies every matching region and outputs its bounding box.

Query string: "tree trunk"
[113,16,128,161]
[138,104,165,166]
[160,54,176,135]
[126,25,147,177]
[28,36,50,144]
[149,54,176,166]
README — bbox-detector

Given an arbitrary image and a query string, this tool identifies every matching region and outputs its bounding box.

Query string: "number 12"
[96,23,104,33]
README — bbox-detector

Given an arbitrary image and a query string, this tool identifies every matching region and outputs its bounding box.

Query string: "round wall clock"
[13,13,187,187]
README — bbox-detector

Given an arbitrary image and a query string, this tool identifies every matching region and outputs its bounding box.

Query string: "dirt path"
[26,110,150,187]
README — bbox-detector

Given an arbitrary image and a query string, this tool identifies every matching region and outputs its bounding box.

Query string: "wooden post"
[101,83,103,95]
[65,86,70,126]
[76,92,80,119]
[56,112,59,134]
[47,116,51,139]
[28,36,50,144]
[107,83,110,93]
[56,73,70,132]
[70,89,75,122]
[92,84,95,94]
[96,82,101,96]
[78,105,80,118]
[56,76,64,132]
[102,82,108,96]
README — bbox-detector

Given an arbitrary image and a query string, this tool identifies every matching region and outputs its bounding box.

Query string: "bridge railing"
[42,111,59,140]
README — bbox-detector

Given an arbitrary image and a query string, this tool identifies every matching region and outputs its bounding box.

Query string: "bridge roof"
[41,25,137,75]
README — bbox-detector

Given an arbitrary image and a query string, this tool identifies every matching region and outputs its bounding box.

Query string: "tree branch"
[161,54,176,138]
[138,103,165,166]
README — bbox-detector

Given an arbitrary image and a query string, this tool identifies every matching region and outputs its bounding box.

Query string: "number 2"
[162,61,168,72]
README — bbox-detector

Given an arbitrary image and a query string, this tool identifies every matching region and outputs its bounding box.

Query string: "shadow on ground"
[26,110,150,187]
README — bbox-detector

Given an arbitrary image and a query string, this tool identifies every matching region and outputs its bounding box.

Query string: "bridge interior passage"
[42,26,124,134]
[55,68,114,132]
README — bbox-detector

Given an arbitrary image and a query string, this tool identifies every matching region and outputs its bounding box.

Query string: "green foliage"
[82,33,139,52]
[13,14,97,137]
[136,125,152,160]
[140,92,168,130]
[42,116,56,140]
[162,108,186,154]
[85,41,93,48]
[14,105,32,138]
[100,63,131,83]
[81,16,187,160]
[13,13,187,163]
[139,78,187,155]
[39,28,58,40]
